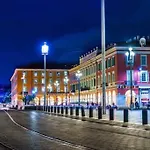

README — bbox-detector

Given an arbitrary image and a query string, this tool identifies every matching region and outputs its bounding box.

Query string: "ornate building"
[69,36,150,106]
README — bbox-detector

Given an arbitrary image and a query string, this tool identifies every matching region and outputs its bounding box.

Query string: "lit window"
[126,70,134,81]
[49,72,52,77]
[34,71,38,76]
[57,72,60,76]
[141,55,147,66]
[41,78,45,84]
[57,86,60,92]
[41,87,45,92]
[42,72,44,76]
[34,86,38,92]
[23,79,27,84]
[49,79,53,84]
[140,71,148,82]
[23,86,27,92]
[34,79,38,84]
[22,71,26,76]
[64,71,68,76]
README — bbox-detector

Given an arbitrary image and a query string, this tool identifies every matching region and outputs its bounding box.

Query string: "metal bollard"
[123,109,128,123]
[109,108,114,120]
[61,106,64,115]
[98,106,102,119]
[57,106,60,114]
[51,106,53,113]
[70,106,73,116]
[65,107,68,115]
[89,106,93,118]
[81,106,85,117]
[76,107,79,116]
[142,109,148,125]
[54,106,56,113]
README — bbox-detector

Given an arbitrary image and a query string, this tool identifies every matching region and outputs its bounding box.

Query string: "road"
[0,110,150,150]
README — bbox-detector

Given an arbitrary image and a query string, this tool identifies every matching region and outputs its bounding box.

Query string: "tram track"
[4,110,97,150]
[0,141,16,150]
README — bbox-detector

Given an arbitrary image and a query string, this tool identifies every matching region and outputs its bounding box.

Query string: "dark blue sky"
[0,0,150,84]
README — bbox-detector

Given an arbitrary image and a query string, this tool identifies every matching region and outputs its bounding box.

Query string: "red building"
[69,36,150,106]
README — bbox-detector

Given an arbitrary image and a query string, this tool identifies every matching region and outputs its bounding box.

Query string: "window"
[34,79,38,84]
[57,72,60,76]
[111,57,115,66]
[34,71,38,76]
[41,78,45,84]
[41,86,45,92]
[64,71,68,76]
[49,79,53,84]
[22,71,27,76]
[141,55,147,66]
[23,79,27,84]
[57,86,60,92]
[23,86,27,92]
[49,72,52,77]
[41,72,44,76]
[64,86,67,92]
[34,86,38,92]
[140,71,148,82]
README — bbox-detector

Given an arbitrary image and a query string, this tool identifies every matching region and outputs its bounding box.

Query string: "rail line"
[0,141,16,150]
[4,111,97,150]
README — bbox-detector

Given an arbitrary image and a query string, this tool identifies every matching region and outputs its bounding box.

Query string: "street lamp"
[41,42,49,111]
[76,70,82,106]
[21,72,25,103]
[64,76,69,105]
[101,0,106,114]
[54,81,59,105]
[47,84,52,106]
[125,47,135,107]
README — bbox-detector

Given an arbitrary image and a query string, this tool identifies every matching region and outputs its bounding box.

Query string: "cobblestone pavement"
[6,110,150,150]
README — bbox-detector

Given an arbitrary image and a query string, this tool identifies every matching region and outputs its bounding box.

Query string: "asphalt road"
[0,110,150,150]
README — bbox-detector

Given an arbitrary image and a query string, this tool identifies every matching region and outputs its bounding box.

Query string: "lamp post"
[41,42,49,111]
[76,70,82,106]
[101,0,106,114]
[47,84,52,105]
[125,47,135,107]
[64,76,69,105]
[21,73,25,104]
[54,81,59,105]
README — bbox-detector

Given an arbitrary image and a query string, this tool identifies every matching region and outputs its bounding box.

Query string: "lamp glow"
[42,42,49,55]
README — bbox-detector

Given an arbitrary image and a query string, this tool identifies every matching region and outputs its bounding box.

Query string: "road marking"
[5,111,96,150]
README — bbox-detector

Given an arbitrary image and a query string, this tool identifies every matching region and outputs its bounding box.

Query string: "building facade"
[10,69,69,107]
[69,37,150,106]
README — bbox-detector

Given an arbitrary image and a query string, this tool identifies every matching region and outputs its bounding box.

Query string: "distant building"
[10,62,72,107]
[69,36,150,106]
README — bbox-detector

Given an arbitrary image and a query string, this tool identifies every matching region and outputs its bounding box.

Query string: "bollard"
[70,106,73,116]
[89,106,93,118]
[51,106,53,113]
[98,106,102,119]
[54,106,56,113]
[76,107,79,116]
[142,109,148,125]
[65,107,68,115]
[123,109,128,123]
[81,106,85,117]
[109,108,114,120]
[57,106,60,114]
[61,106,64,115]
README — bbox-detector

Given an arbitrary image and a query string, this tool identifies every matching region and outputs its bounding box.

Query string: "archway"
[125,90,136,107]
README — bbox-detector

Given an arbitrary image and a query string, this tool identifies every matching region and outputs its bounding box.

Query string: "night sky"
[0,0,150,84]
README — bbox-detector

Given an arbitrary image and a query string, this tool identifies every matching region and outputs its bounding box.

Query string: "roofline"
[10,68,69,82]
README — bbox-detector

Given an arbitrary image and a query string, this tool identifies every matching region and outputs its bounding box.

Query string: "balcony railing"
[124,81,137,85]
